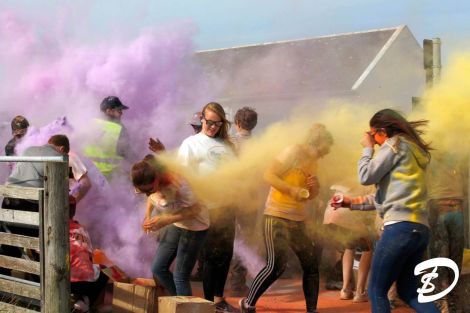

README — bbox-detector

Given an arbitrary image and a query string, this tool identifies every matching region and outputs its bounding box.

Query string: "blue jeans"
[369,221,439,313]
[152,224,207,295]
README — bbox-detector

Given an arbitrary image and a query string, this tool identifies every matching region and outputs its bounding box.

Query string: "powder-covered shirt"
[178,133,235,210]
[178,133,235,175]
[427,153,465,200]
[358,135,430,226]
[7,144,63,188]
[231,132,251,153]
[264,145,317,222]
[69,152,88,197]
[148,178,209,231]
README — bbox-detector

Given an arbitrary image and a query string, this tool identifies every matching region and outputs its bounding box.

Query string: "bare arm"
[74,173,92,203]
[162,204,201,224]
[331,194,376,211]
[306,175,320,199]
[142,204,201,231]
[264,160,294,194]
[145,197,155,221]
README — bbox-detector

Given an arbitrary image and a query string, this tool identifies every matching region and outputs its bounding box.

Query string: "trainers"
[239,298,256,313]
[353,291,368,303]
[216,299,240,313]
[73,296,90,313]
[340,289,354,300]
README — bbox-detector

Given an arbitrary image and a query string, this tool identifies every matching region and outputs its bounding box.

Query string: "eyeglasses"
[203,118,223,127]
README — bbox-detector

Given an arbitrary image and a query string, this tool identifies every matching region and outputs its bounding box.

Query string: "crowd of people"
[0,97,466,313]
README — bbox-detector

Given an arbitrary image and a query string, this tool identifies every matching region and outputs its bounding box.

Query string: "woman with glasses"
[131,155,209,296]
[178,102,237,313]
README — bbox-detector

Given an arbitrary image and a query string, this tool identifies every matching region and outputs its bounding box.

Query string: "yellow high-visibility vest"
[84,119,123,177]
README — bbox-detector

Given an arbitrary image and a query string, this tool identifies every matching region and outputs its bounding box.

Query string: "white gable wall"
[353,26,425,114]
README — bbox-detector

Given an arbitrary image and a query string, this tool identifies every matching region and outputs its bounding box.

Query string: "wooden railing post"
[43,160,70,312]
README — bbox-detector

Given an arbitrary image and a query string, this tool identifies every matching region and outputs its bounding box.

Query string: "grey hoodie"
[358,135,430,226]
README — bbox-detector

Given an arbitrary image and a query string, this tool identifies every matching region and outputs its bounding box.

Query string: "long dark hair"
[130,154,166,187]
[370,109,432,158]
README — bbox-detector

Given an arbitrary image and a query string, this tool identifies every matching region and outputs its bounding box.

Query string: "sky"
[2,0,470,62]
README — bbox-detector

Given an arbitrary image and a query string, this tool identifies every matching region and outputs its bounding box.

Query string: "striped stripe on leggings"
[246,215,319,312]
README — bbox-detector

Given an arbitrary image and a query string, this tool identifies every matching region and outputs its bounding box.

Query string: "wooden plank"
[0,209,39,226]
[43,161,70,313]
[0,233,39,250]
[38,190,45,313]
[0,255,40,275]
[0,185,41,201]
[0,274,40,287]
[0,278,41,300]
[0,301,39,312]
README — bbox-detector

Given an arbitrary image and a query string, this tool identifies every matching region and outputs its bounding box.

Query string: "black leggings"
[71,272,109,305]
[202,207,236,301]
[246,215,320,312]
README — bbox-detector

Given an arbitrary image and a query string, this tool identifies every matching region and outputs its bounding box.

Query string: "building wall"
[202,27,426,132]
[354,27,425,113]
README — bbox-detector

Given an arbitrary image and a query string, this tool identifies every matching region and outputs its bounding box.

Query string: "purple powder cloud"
[0,7,215,278]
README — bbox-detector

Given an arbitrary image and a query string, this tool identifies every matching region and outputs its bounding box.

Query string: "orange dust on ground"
[192,278,414,313]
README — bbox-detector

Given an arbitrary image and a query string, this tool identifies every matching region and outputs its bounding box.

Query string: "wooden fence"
[0,157,69,312]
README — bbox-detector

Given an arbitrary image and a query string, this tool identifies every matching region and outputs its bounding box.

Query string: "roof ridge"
[351,25,405,90]
[196,25,405,53]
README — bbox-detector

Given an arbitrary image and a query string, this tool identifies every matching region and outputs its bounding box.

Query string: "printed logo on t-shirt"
[207,145,229,163]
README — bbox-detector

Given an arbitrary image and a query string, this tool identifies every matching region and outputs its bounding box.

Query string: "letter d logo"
[414,257,459,303]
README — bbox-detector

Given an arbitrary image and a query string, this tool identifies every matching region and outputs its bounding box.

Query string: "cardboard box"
[102,265,131,283]
[113,281,164,313]
[158,297,215,313]
[93,249,130,283]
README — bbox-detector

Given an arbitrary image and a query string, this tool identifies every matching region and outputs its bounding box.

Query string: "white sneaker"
[73,296,90,313]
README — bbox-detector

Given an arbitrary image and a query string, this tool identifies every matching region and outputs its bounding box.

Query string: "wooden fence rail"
[0,157,69,313]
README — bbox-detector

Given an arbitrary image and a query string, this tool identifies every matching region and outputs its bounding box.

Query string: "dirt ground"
[192,279,414,313]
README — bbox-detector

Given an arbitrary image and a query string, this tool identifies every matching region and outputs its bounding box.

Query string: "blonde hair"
[202,102,234,149]
[305,123,333,147]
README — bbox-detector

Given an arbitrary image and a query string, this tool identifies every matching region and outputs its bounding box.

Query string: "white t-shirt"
[148,179,209,231]
[69,152,88,197]
[178,133,235,175]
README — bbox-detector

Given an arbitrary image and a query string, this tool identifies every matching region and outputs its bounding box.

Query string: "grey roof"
[195,26,412,100]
